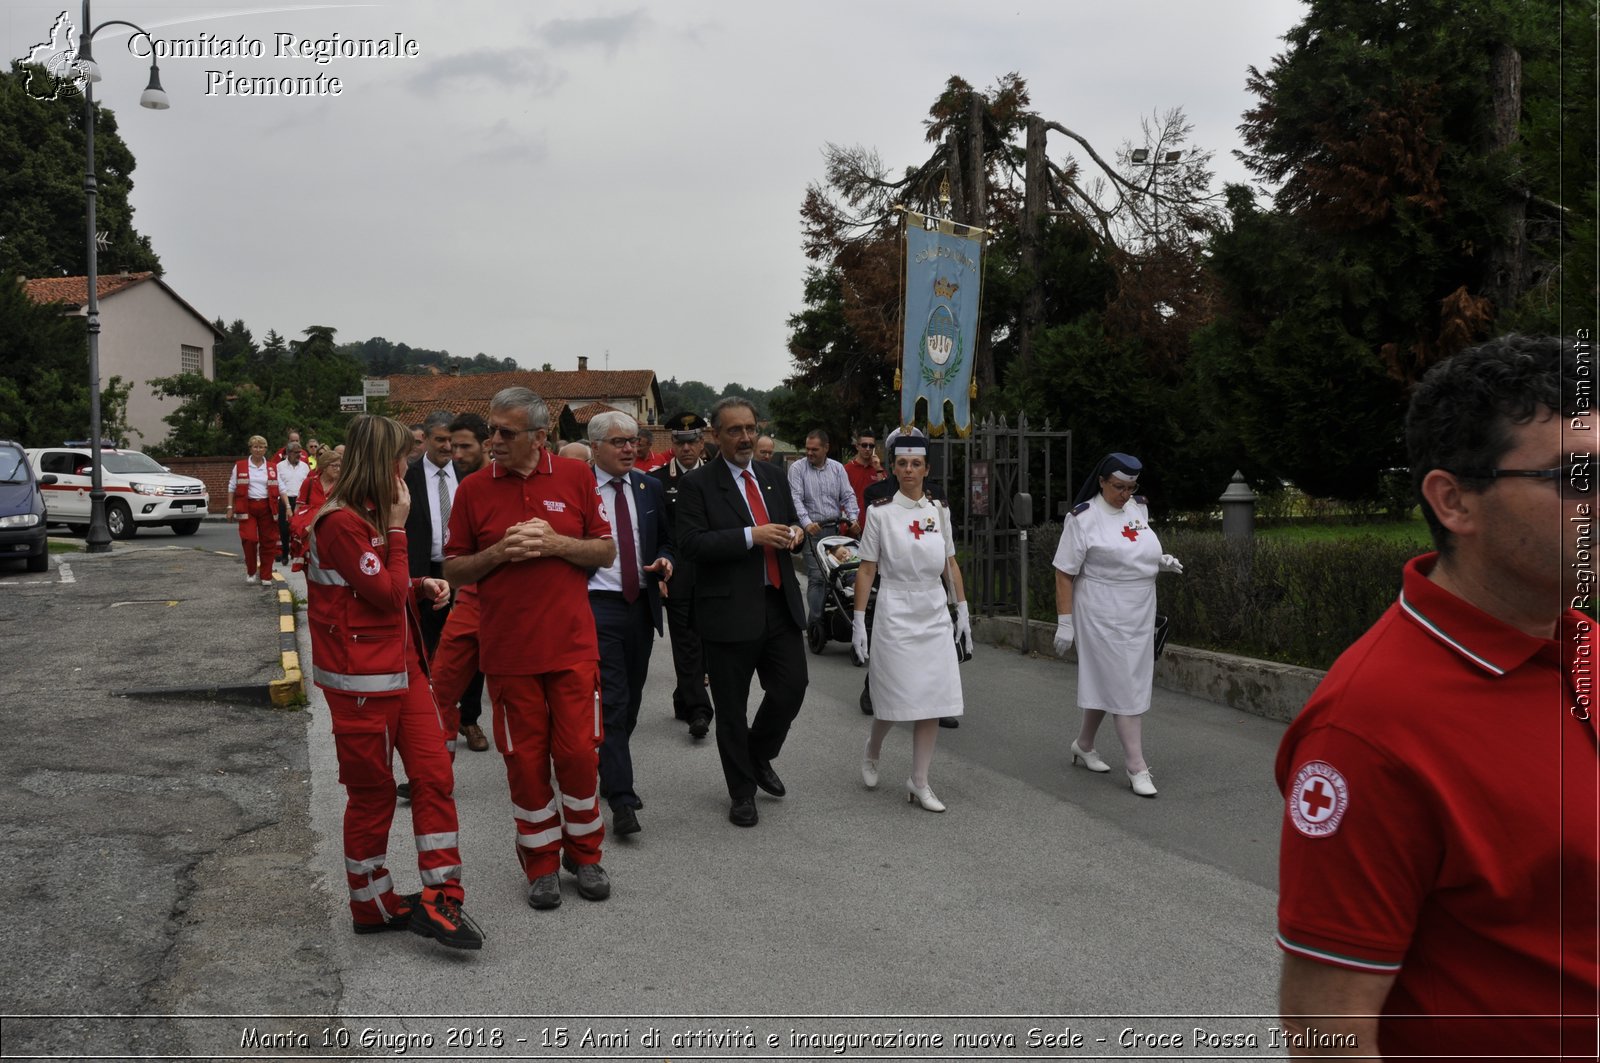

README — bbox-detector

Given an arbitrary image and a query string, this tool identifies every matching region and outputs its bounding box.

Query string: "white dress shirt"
[422,456,457,562]
[589,469,641,592]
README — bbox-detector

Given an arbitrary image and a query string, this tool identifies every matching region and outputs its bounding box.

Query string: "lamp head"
[139,64,169,109]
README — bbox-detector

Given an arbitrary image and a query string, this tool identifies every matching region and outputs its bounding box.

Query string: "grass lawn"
[48,540,82,553]
[1253,516,1433,547]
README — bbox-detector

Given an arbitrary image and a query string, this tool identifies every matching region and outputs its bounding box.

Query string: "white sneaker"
[261,578,274,587]
[245,572,257,584]
[1128,769,1158,798]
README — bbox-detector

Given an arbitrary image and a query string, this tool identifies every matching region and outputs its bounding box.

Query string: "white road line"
[57,561,75,584]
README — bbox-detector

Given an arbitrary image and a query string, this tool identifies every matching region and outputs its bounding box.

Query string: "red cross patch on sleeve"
[358,551,381,576]
[1288,760,1349,838]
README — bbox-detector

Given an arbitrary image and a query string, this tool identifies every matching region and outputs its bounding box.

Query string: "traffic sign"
[362,378,390,397]
[339,394,367,413]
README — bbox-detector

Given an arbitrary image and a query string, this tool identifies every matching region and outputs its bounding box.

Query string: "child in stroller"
[807,533,873,654]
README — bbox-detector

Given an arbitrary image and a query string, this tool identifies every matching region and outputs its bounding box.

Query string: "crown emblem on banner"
[932,277,958,298]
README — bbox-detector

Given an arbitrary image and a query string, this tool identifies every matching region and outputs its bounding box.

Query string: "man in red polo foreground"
[443,387,617,911]
[1275,334,1597,1059]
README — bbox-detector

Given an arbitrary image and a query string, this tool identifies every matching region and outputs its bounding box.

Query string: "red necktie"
[742,469,783,588]
[611,478,639,603]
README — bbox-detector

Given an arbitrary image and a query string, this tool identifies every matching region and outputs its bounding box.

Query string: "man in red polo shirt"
[443,387,617,912]
[1276,335,1597,1059]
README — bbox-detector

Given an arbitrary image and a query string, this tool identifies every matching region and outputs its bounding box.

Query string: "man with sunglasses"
[1275,335,1596,1058]
[443,387,618,912]
[844,429,881,523]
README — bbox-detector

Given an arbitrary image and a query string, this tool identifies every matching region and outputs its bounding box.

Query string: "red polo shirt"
[1276,553,1598,1059]
[444,449,610,675]
[845,460,879,521]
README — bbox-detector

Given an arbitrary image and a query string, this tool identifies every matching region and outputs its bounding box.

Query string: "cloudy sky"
[4,0,1305,389]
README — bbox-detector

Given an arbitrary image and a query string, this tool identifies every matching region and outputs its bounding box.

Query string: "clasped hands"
[753,522,803,550]
[499,518,567,562]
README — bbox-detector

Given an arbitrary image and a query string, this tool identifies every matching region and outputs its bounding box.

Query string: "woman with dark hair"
[852,434,972,812]
[306,414,483,949]
[1051,453,1183,797]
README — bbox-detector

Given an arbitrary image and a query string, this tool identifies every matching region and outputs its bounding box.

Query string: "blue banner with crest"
[901,210,984,435]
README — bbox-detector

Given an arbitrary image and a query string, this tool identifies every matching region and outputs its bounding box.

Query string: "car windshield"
[0,447,25,481]
[101,452,167,475]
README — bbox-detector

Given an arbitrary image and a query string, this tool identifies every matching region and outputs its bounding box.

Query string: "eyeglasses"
[603,437,638,450]
[856,442,875,449]
[488,425,536,440]
[1450,465,1593,500]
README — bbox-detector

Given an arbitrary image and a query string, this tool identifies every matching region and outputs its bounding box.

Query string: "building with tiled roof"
[22,272,222,449]
[380,358,662,441]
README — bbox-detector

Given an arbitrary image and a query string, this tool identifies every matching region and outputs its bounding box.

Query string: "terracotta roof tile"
[386,369,658,404]
[22,272,156,306]
[569,401,631,424]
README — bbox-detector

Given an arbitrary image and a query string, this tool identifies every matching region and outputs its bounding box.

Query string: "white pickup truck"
[27,446,210,538]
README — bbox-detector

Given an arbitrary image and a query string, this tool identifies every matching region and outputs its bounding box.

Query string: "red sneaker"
[408,887,483,950]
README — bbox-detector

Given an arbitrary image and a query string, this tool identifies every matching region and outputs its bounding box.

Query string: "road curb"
[269,572,305,706]
[973,615,1326,723]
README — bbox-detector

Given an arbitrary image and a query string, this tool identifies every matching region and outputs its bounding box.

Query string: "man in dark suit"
[676,397,808,827]
[587,412,673,837]
[648,411,714,738]
[404,410,460,656]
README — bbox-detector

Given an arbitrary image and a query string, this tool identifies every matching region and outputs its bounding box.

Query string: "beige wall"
[95,282,214,449]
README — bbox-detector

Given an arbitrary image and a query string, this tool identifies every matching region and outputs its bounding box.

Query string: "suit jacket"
[596,468,673,634]
[676,455,805,642]
[403,456,454,578]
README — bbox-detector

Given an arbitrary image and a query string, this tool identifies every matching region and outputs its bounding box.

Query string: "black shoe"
[688,713,711,739]
[860,686,873,715]
[939,717,960,729]
[353,891,419,935]
[728,796,758,827]
[396,781,412,801]
[612,805,641,836]
[561,851,611,901]
[752,758,786,797]
[407,887,484,950]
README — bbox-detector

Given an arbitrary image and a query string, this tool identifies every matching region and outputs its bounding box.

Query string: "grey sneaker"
[527,872,561,909]
[561,852,611,901]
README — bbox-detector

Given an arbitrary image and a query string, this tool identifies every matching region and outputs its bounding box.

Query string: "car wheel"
[171,520,200,536]
[106,500,135,540]
[26,550,48,573]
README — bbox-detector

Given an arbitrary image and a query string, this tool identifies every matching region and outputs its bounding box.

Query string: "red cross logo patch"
[358,551,381,577]
[908,521,924,539]
[1121,522,1141,541]
[1288,760,1349,838]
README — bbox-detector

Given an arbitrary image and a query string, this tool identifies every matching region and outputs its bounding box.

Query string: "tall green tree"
[0,63,161,278]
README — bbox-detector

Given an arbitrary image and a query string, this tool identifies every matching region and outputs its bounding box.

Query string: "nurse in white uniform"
[851,434,973,812]
[1051,453,1183,797]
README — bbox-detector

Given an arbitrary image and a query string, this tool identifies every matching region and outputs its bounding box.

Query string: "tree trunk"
[1484,42,1526,316]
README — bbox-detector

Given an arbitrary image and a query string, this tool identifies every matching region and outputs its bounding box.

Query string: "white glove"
[852,612,869,664]
[1159,554,1184,574]
[1053,614,1075,657]
[954,600,973,655]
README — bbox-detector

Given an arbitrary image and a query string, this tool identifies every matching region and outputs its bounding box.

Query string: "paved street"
[1,548,1292,1060]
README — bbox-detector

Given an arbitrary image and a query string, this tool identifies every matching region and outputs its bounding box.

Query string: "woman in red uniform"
[226,435,279,585]
[288,446,340,571]
[306,416,483,950]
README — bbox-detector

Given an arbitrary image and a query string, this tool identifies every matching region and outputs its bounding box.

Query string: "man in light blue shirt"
[787,429,860,628]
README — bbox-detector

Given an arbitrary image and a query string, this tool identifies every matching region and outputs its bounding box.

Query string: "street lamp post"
[1129,147,1182,245]
[75,0,168,552]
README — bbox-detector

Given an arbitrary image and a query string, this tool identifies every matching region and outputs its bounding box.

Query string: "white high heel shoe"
[1127,768,1158,797]
[861,749,879,789]
[1070,740,1111,773]
[906,779,946,813]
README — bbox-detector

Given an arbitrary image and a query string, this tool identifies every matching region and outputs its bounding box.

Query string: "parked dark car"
[0,441,53,572]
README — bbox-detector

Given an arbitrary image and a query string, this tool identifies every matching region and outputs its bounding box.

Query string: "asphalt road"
[1,548,1294,1061]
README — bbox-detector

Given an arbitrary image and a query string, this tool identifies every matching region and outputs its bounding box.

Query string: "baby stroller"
[806,532,875,656]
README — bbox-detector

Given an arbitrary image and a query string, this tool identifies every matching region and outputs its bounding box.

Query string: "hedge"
[1021,523,1430,671]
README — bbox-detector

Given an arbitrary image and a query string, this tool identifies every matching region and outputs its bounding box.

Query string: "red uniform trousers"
[486,664,604,879]
[236,497,279,580]
[327,660,464,925]
[428,592,481,758]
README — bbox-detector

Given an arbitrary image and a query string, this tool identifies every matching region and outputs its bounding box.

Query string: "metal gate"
[909,414,1071,617]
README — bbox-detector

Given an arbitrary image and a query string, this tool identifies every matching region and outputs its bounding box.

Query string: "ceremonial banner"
[901,210,984,434]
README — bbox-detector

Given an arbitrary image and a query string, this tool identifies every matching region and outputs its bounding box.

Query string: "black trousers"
[702,587,807,800]
[664,588,711,721]
[592,592,655,811]
[417,560,449,655]
[276,498,297,560]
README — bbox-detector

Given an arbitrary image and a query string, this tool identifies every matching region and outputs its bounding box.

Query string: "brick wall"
[161,457,236,513]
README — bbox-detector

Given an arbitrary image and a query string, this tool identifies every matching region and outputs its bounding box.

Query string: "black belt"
[588,590,629,601]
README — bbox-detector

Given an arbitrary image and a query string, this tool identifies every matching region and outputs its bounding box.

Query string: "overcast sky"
[5,0,1306,389]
